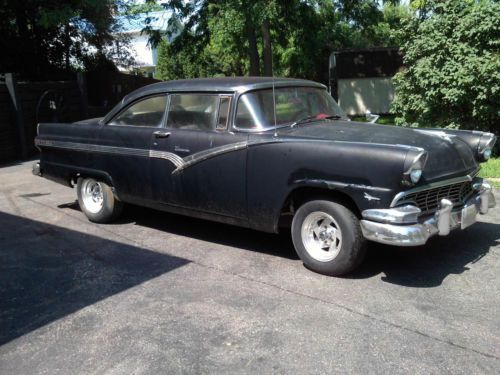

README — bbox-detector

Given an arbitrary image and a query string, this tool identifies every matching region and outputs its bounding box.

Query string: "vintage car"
[34,77,497,276]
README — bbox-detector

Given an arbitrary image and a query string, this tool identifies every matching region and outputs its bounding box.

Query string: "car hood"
[278,120,479,181]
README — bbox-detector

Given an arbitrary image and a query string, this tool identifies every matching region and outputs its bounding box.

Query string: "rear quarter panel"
[36,122,104,186]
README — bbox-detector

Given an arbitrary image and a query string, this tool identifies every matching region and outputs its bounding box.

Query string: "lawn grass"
[479,158,500,188]
[349,114,396,125]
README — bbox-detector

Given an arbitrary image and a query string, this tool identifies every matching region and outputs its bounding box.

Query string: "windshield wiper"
[290,114,342,128]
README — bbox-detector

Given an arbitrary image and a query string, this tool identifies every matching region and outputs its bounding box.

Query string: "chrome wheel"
[81,178,104,214]
[300,211,342,262]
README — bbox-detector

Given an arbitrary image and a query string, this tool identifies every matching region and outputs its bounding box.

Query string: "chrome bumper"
[32,162,41,176]
[360,181,496,246]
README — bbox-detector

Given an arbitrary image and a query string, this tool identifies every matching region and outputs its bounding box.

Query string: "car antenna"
[271,52,278,137]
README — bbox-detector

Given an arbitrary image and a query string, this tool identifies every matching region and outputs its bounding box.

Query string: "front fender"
[246,138,410,232]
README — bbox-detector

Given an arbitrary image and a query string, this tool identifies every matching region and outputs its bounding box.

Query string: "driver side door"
[150,93,248,223]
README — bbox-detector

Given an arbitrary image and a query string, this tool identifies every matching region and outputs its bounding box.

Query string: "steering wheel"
[36,89,69,124]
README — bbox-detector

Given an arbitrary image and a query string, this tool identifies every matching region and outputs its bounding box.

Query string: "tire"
[291,199,366,276]
[77,177,123,223]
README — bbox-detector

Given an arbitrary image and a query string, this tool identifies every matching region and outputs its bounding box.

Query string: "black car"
[34,77,497,276]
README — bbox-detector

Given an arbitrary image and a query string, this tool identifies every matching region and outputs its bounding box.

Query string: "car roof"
[125,77,325,100]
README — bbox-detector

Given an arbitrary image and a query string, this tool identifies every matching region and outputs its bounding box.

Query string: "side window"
[216,96,231,130]
[108,95,167,127]
[235,94,257,129]
[167,94,219,131]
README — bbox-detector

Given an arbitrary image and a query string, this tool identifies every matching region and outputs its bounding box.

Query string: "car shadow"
[57,202,499,287]
[128,205,299,260]
[0,156,39,169]
[121,206,500,286]
[0,211,190,346]
[348,221,500,287]
[58,201,299,260]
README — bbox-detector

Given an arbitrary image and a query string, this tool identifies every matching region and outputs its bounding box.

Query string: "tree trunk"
[65,24,71,71]
[245,14,260,76]
[14,5,32,76]
[261,19,273,76]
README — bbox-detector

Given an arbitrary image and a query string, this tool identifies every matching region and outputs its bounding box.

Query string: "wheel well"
[277,187,360,231]
[70,171,114,188]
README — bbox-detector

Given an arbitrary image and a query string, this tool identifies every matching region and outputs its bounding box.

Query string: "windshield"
[235,87,347,130]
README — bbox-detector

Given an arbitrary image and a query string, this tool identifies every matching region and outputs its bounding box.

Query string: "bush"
[392,0,499,146]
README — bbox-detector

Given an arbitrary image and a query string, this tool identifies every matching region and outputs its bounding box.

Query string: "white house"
[115,11,179,77]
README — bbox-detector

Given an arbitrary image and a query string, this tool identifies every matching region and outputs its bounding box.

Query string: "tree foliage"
[392,0,500,134]
[0,0,131,79]
[153,0,406,83]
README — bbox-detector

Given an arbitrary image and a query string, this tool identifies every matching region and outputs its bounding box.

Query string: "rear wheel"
[77,177,123,223]
[291,199,366,276]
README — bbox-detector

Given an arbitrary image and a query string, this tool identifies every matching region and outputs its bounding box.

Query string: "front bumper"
[360,181,496,246]
[32,162,41,176]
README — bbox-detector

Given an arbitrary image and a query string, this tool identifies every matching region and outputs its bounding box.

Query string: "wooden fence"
[0,83,17,162]
[0,72,159,164]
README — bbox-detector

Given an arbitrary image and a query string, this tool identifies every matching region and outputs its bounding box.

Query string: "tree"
[0,0,129,79]
[154,0,401,82]
[391,0,500,136]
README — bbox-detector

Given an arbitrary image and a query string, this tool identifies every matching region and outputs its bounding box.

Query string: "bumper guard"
[360,180,496,246]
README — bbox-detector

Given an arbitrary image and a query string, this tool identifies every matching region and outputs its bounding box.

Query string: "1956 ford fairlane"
[33,77,497,276]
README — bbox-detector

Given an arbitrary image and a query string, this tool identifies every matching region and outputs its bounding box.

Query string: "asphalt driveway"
[0,161,499,374]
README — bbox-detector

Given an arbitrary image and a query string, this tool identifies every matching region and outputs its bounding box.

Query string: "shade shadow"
[0,211,190,346]
[348,221,500,287]
[118,204,299,260]
[54,201,498,286]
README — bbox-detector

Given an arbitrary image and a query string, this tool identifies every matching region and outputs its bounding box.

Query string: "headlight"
[483,148,492,160]
[403,149,428,186]
[477,133,496,162]
[410,169,422,183]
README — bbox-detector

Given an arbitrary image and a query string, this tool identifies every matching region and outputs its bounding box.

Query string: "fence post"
[5,73,27,160]
[77,72,88,118]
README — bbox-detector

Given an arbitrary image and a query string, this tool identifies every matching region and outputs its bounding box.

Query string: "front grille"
[395,180,475,214]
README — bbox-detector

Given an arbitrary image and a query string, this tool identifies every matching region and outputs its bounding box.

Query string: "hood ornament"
[415,129,455,143]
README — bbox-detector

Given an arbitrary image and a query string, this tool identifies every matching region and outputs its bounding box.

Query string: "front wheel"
[77,177,123,223]
[291,200,366,276]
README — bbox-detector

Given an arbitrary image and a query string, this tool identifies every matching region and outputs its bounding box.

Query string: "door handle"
[153,131,171,138]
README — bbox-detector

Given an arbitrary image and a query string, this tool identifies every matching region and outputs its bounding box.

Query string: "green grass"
[479,158,500,188]
[349,114,396,125]
[375,114,396,125]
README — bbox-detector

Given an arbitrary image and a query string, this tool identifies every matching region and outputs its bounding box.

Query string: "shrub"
[392,0,499,146]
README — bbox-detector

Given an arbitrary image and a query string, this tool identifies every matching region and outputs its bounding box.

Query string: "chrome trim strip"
[246,137,424,153]
[35,138,251,173]
[350,184,391,192]
[478,133,497,153]
[35,139,184,168]
[174,141,248,173]
[403,149,428,175]
[149,150,184,169]
[290,178,391,194]
[34,137,428,180]
[35,139,151,158]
